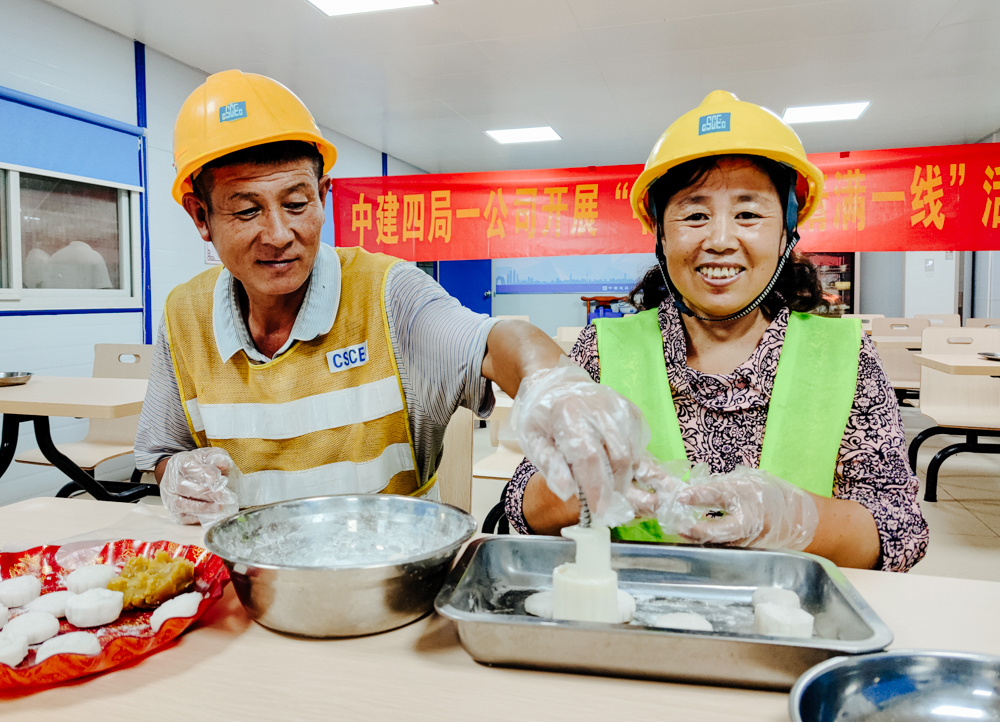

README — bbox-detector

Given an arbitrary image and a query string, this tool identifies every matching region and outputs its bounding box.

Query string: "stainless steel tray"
[435,537,893,690]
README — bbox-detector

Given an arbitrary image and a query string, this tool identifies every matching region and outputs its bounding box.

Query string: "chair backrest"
[556,326,584,342]
[966,318,1000,329]
[870,318,929,389]
[93,344,153,380]
[841,314,884,332]
[494,315,529,322]
[87,344,153,445]
[871,317,931,336]
[915,313,961,328]
[436,406,474,512]
[920,328,1000,428]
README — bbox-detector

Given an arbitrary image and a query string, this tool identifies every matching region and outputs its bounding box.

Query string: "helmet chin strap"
[655,171,800,323]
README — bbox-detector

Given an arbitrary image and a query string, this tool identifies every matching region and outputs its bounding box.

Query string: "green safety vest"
[593,309,861,543]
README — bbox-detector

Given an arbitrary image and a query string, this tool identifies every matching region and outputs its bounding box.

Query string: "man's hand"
[509,361,649,527]
[160,447,240,526]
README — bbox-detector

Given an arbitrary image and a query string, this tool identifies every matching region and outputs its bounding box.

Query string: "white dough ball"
[3,611,60,645]
[25,590,75,618]
[0,575,42,608]
[65,565,118,594]
[650,612,714,632]
[524,591,554,618]
[150,592,203,633]
[616,589,636,624]
[751,587,801,609]
[35,631,102,664]
[753,601,814,639]
[65,589,123,629]
[0,632,28,667]
[0,602,7,630]
[524,589,635,624]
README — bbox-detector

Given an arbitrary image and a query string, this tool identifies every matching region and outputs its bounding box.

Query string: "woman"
[504,91,928,572]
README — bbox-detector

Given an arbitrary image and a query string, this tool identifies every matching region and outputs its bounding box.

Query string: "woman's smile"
[696,263,745,286]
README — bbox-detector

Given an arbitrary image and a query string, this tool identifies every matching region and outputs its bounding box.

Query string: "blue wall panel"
[0,94,141,187]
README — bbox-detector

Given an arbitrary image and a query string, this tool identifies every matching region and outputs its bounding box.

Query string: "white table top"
[914,354,1000,376]
[3,498,1000,720]
[871,336,923,349]
[0,376,147,419]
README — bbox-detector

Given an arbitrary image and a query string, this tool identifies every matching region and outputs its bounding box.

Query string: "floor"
[87,414,1000,584]
[901,405,1000,582]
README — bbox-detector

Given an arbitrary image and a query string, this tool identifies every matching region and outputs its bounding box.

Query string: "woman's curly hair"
[627,154,823,315]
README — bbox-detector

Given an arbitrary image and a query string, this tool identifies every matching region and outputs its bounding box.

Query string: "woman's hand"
[664,467,819,551]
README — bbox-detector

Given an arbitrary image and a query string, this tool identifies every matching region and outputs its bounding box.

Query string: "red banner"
[332,143,1000,259]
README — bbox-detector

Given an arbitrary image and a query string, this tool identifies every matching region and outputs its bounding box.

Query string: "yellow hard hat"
[171,69,337,204]
[630,90,824,234]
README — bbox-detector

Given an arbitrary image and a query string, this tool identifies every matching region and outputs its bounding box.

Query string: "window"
[0,167,140,309]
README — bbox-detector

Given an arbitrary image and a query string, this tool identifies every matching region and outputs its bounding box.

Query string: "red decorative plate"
[0,539,229,690]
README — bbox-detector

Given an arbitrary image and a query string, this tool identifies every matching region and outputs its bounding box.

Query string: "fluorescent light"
[782,102,870,124]
[486,127,561,144]
[304,0,435,17]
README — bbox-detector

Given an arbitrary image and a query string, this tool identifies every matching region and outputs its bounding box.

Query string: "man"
[135,70,646,525]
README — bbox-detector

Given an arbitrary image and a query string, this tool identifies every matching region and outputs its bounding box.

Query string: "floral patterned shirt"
[504,300,928,573]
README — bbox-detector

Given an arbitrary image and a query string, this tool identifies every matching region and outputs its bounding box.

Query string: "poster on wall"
[205,243,222,265]
[495,253,656,294]
[332,142,1000,259]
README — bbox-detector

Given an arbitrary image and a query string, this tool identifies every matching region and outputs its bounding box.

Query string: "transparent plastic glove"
[161,447,241,527]
[509,358,650,527]
[658,465,819,551]
[624,455,687,518]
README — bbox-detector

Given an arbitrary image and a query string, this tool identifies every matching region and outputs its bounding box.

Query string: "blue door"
[438,260,492,315]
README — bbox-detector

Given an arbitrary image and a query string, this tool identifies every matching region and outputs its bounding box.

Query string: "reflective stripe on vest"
[594,309,861,541]
[165,247,428,507]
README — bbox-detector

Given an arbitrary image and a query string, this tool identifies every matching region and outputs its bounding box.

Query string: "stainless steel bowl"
[204,494,476,638]
[0,372,32,387]
[790,650,1000,721]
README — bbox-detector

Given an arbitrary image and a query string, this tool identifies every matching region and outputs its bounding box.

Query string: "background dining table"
[0,376,153,501]
[2,497,1000,721]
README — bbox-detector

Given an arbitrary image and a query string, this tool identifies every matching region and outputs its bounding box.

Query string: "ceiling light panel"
[305,0,435,17]
[782,102,870,124]
[486,127,562,144]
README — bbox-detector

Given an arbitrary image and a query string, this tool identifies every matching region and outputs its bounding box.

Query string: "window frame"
[0,162,143,311]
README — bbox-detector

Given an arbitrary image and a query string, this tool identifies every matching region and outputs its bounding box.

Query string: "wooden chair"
[966,318,1000,329]
[436,406,474,513]
[915,313,961,328]
[907,327,1000,501]
[841,313,883,334]
[870,317,931,392]
[15,344,153,496]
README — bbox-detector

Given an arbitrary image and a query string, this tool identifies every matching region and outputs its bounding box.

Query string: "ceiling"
[46,0,1000,174]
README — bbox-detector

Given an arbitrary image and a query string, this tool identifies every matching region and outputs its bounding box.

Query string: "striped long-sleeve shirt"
[134,245,499,487]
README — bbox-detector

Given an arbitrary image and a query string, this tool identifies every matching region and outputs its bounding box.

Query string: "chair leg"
[908,426,949,473]
[923,431,1000,502]
[482,501,508,535]
[129,467,143,485]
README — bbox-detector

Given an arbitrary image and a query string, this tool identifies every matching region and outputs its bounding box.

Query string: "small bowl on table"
[205,494,477,638]
[790,650,1000,721]
[0,372,32,387]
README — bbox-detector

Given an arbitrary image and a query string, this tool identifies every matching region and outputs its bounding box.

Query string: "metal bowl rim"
[788,648,1000,722]
[0,372,32,377]
[204,493,477,572]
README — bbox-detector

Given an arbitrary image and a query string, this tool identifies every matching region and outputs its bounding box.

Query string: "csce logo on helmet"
[219,101,247,123]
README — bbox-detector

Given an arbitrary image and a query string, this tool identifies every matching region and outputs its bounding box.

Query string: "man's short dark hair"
[191,140,324,211]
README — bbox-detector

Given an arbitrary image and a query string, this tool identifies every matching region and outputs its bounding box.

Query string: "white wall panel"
[0,0,136,124]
